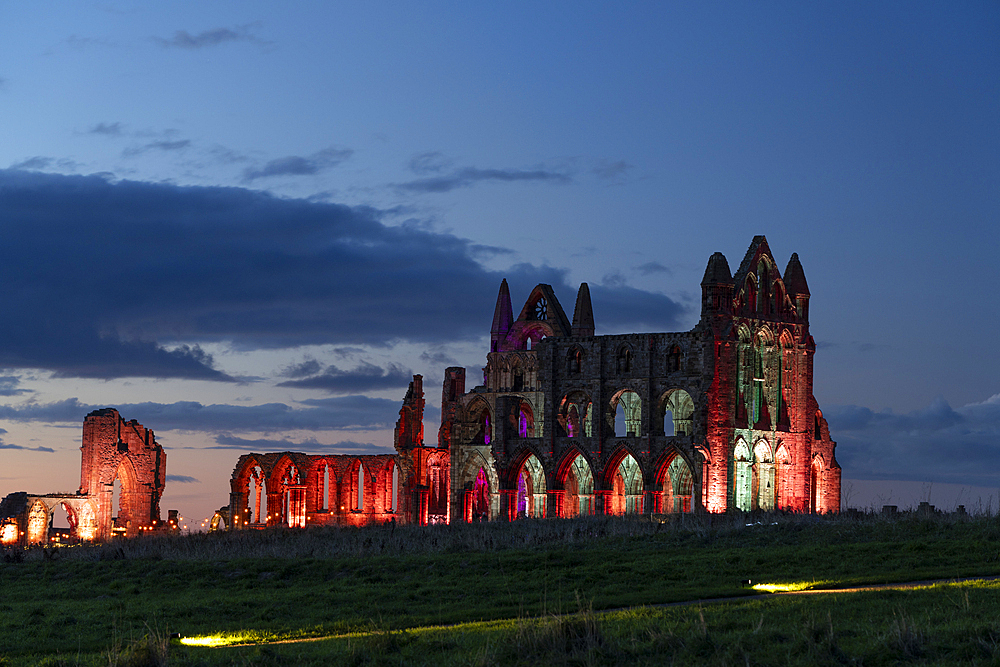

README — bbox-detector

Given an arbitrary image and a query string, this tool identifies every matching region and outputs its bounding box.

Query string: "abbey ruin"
[0,409,172,546]
[222,236,840,529]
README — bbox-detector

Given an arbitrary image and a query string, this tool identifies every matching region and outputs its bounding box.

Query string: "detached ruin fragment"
[1,408,170,546]
[225,236,840,529]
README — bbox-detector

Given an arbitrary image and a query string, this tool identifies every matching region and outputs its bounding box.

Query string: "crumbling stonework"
[0,409,169,545]
[220,236,839,528]
[412,235,840,522]
[227,451,398,529]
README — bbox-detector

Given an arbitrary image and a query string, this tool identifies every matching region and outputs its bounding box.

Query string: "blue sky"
[1,2,998,523]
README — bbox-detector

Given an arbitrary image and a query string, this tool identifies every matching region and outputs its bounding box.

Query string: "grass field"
[2,512,1000,665]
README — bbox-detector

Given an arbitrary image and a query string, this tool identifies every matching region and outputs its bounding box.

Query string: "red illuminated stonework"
[434,235,839,519]
[0,408,170,546]
[217,235,838,528]
[225,452,400,529]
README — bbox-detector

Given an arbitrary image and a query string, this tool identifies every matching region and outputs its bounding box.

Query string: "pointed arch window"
[617,347,633,374]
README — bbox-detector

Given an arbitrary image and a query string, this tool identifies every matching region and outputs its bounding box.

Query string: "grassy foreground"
[2,512,1000,665]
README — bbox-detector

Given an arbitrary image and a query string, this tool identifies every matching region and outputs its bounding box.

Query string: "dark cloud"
[0,395,413,433]
[155,27,268,50]
[0,440,54,453]
[828,394,1000,488]
[635,262,671,276]
[278,362,413,394]
[281,359,323,379]
[166,474,199,483]
[210,434,392,455]
[88,122,124,136]
[10,157,53,170]
[394,167,571,194]
[0,170,685,378]
[420,348,456,366]
[123,139,191,157]
[0,376,30,397]
[241,148,353,182]
[590,283,686,334]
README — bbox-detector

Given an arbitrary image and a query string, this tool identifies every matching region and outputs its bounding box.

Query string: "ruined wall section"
[79,408,165,539]
[228,451,399,529]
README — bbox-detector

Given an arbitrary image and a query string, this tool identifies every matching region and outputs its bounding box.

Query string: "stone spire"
[782,253,810,296]
[490,279,513,352]
[571,283,595,337]
[701,252,733,286]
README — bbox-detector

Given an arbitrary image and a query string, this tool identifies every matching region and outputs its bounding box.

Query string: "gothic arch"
[616,344,634,374]
[466,397,493,445]
[611,388,642,437]
[753,438,775,511]
[659,388,695,436]
[775,443,793,510]
[516,399,535,438]
[810,454,826,514]
[510,448,547,519]
[567,346,585,374]
[654,449,694,514]
[558,390,593,438]
[733,438,752,511]
[457,451,498,522]
[556,447,595,518]
[603,445,645,515]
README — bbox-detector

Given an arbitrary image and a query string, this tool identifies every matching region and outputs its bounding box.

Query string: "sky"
[0,2,998,524]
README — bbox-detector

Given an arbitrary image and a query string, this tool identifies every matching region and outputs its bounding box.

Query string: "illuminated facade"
[399,235,840,521]
[225,452,400,529]
[218,235,839,529]
[0,408,169,546]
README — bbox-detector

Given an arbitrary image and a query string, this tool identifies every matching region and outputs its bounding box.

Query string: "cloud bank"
[0,395,428,434]
[828,393,1000,488]
[0,170,685,379]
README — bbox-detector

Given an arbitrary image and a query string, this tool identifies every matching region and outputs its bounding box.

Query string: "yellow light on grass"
[179,635,243,647]
[752,582,812,593]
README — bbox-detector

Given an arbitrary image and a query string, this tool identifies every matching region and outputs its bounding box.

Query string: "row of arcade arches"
[237,456,400,528]
[731,437,826,512]
[472,389,697,442]
[464,448,695,521]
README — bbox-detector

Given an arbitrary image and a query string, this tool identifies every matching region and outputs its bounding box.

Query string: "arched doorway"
[561,452,594,518]
[753,439,775,511]
[733,440,752,511]
[514,453,546,518]
[609,452,643,515]
[471,467,490,521]
[658,454,694,513]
